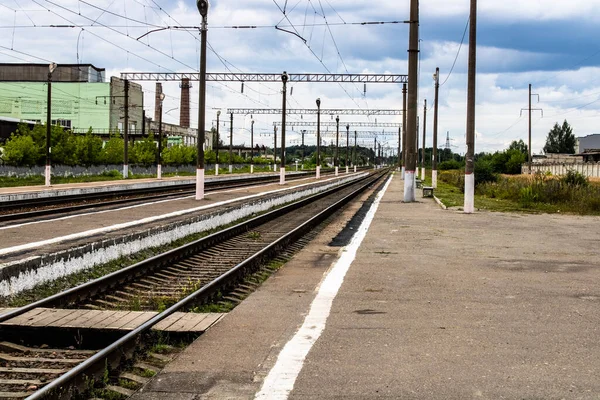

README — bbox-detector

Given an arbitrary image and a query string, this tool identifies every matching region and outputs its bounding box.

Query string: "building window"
[51,119,72,129]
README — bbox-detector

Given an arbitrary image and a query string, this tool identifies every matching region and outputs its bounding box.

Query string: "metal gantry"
[226,108,402,115]
[273,121,402,128]
[120,72,408,83]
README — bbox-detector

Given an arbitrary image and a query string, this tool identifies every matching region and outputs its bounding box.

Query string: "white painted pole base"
[45,165,51,187]
[421,167,426,180]
[432,169,438,189]
[464,173,475,213]
[345,166,349,173]
[316,165,321,179]
[250,164,254,174]
[195,168,205,200]
[123,165,128,179]
[335,166,339,176]
[401,166,405,180]
[157,164,162,180]
[273,164,276,172]
[229,165,233,174]
[404,171,416,202]
[215,163,219,176]
[280,167,286,185]
[354,166,357,173]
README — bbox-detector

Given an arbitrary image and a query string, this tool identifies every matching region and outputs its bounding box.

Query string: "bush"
[561,170,588,187]
[474,159,498,186]
[438,159,463,170]
[1,134,40,166]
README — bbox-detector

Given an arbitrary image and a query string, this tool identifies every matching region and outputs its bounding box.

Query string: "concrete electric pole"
[432,67,440,188]
[404,0,419,202]
[464,0,477,213]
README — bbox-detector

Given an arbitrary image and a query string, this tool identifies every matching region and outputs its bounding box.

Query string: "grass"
[427,169,600,215]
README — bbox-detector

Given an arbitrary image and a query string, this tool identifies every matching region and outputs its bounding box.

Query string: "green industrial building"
[0,64,144,136]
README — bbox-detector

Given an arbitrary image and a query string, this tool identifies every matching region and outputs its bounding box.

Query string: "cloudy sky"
[1,0,599,154]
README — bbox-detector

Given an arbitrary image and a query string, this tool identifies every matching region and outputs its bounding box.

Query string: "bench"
[415,179,423,189]
[422,186,434,198]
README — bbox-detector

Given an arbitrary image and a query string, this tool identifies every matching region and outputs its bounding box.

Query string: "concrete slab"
[132,173,600,399]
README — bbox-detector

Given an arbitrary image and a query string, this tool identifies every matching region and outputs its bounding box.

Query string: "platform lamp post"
[346,124,350,173]
[316,98,321,179]
[45,62,57,187]
[280,71,289,185]
[195,0,209,200]
[215,110,220,176]
[250,117,254,174]
[157,92,165,179]
[334,116,339,176]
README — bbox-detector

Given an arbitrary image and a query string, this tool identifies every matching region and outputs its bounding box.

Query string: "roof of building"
[0,63,105,71]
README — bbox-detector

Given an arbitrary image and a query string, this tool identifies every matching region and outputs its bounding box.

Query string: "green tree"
[508,139,528,155]
[543,120,576,154]
[130,134,158,166]
[1,133,40,166]
[101,134,125,164]
[162,144,196,165]
[75,129,103,166]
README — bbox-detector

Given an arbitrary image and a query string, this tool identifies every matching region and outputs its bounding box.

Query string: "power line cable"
[440,17,469,87]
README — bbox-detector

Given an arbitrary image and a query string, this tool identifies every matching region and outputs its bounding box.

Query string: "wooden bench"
[422,186,434,198]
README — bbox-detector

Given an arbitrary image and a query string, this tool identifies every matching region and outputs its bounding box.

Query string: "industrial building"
[0,64,144,136]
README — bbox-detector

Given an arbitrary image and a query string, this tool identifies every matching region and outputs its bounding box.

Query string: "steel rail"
[21,169,389,399]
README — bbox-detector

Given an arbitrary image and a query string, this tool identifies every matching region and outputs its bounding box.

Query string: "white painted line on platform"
[0,176,317,231]
[0,174,362,257]
[254,174,393,400]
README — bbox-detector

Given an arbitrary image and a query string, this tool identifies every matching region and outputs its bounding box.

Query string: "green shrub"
[561,170,588,187]
[474,159,498,186]
[438,159,463,170]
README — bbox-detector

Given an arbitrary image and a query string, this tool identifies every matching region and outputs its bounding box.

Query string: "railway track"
[0,167,364,224]
[0,169,389,399]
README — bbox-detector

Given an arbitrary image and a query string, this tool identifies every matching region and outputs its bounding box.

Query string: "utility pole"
[432,67,440,188]
[416,116,419,178]
[521,84,542,174]
[215,110,220,175]
[346,124,350,173]
[45,63,56,187]
[195,0,209,199]
[273,125,277,172]
[404,0,419,202]
[397,126,401,172]
[123,79,129,179]
[335,116,340,176]
[301,130,306,166]
[250,118,254,174]
[316,98,321,179]
[354,130,357,172]
[157,93,165,179]
[422,99,427,180]
[280,72,288,184]
[464,0,477,213]
[229,112,234,173]
[374,137,377,168]
[402,83,407,179]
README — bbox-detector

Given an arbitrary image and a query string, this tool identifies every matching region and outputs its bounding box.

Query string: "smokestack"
[180,78,191,128]
[154,82,162,122]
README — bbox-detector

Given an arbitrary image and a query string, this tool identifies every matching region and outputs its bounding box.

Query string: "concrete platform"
[0,172,314,202]
[132,173,600,399]
[0,171,364,297]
